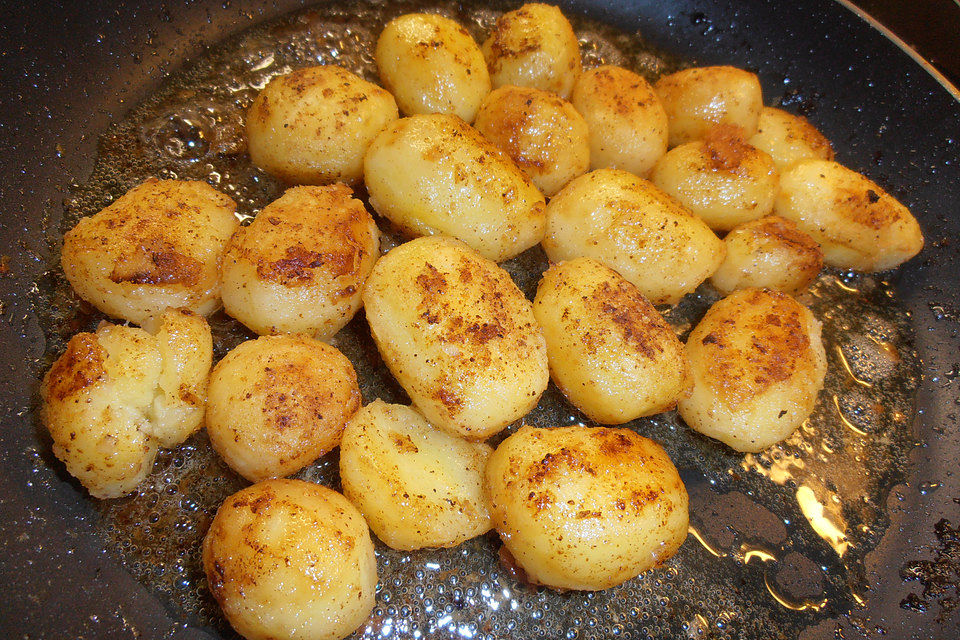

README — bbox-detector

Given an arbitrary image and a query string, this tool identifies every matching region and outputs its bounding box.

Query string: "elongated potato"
[571,65,669,177]
[61,178,239,325]
[203,479,376,640]
[748,107,834,171]
[773,159,924,271]
[473,85,590,196]
[653,66,763,147]
[649,125,779,231]
[220,185,379,340]
[364,113,546,262]
[481,3,582,99]
[375,13,490,122]
[485,425,689,591]
[206,335,361,482]
[542,169,725,305]
[533,258,691,424]
[710,215,823,296]
[339,401,493,550]
[246,65,399,185]
[362,236,548,440]
[678,288,826,452]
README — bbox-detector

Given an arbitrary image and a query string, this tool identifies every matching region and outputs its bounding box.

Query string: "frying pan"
[1,0,958,638]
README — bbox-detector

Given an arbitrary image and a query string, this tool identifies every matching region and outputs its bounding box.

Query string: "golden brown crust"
[41,333,106,402]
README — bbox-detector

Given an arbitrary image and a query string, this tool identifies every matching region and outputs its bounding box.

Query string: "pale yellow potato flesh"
[748,106,835,171]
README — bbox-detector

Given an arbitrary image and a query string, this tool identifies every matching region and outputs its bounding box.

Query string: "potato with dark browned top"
[748,107,835,171]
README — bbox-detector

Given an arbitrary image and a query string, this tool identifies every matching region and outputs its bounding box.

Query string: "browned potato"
[203,479,377,640]
[653,66,763,147]
[542,169,725,305]
[710,215,823,296]
[748,106,834,171]
[649,125,780,231]
[774,159,924,271]
[678,288,827,452]
[481,3,582,99]
[571,65,669,177]
[205,335,361,482]
[533,258,692,423]
[473,85,590,196]
[61,178,239,325]
[362,236,549,440]
[485,425,689,591]
[220,185,379,340]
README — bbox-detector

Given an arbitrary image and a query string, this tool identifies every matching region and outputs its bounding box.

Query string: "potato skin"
[61,178,239,325]
[375,13,490,122]
[773,159,924,271]
[473,85,590,196]
[481,3,582,99]
[542,169,725,305]
[362,236,549,440]
[748,107,834,171]
[202,479,376,640]
[533,258,692,424]
[206,335,361,482]
[485,425,689,591]
[653,66,763,147]
[678,288,827,452]
[245,65,399,185]
[571,65,669,177]
[649,125,780,231]
[710,215,824,296]
[364,113,546,262]
[339,400,493,550]
[220,185,379,340]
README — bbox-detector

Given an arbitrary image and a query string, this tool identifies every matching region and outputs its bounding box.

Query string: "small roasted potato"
[375,13,490,122]
[678,288,827,452]
[206,335,361,482]
[649,125,779,231]
[203,479,376,640]
[362,236,549,440]
[220,185,379,340]
[364,113,546,262]
[653,66,763,147]
[773,159,924,271]
[485,425,689,591]
[473,85,590,196]
[710,215,823,296]
[339,400,493,550]
[542,169,725,305]
[533,258,692,424]
[571,65,669,177]
[748,107,834,171]
[481,3,582,99]
[245,65,399,185]
[61,178,239,325]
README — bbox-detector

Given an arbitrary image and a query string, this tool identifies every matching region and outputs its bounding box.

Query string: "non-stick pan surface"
[0,1,958,638]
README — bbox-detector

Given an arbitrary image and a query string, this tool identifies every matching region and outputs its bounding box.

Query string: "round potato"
[61,178,239,325]
[481,3,582,99]
[710,215,823,296]
[220,185,379,340]
[485,425,689,591]
[206,335,361,482]
[542,169,725,305]
[362,236,549,440]
[203,479,376,640]
[375,13,490,122]
[473,85,590,196]
[245,65,399,185]
[649,125,779,231]
[364,113,546,262]
[571,65,669,177]
[339,400,493,550]
[653,66,763,147]
[773,159,924,271]
[678,288,826,452]
[748,106,834,171]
